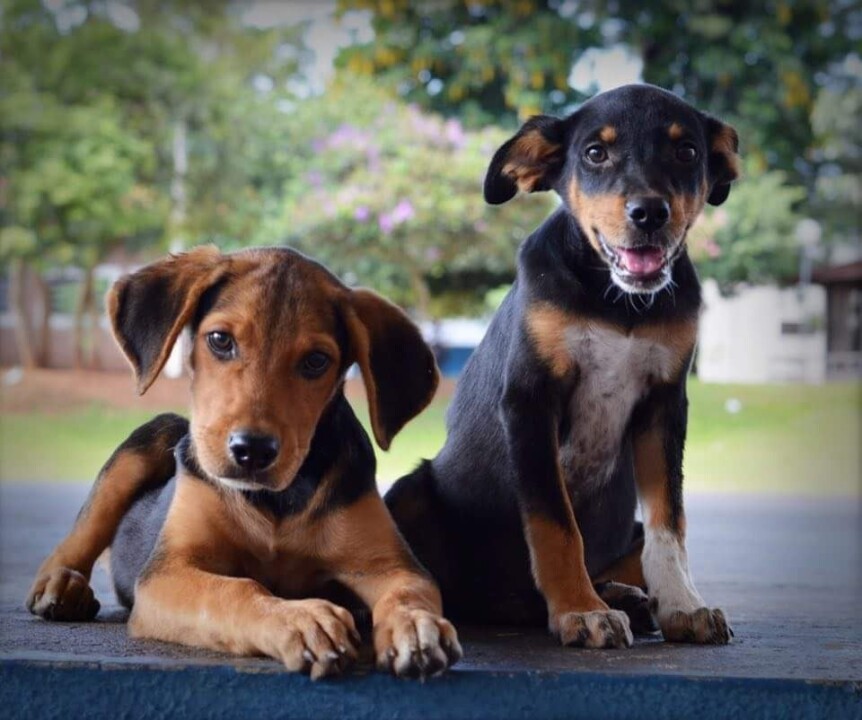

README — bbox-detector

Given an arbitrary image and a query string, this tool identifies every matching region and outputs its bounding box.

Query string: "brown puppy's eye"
[585,145,608,164]
[206,331,236,360]
[676,142,698,163]
[300,351,331,379]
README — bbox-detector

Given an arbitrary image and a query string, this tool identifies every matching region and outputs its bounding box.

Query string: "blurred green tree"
[809,57,861,253]
[264,78,554,317]
[1,0,302,365]
[689,165,805,289]
[337,0,602,127]
[336,0,859,287]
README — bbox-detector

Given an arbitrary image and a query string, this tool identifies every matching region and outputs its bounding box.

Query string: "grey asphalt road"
[1,482,860,682]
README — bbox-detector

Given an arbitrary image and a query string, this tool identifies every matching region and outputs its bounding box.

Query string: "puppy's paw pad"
[374,608,462,678]
[555,609,633,649]
[660,607,732,645]
[26,567,100,622]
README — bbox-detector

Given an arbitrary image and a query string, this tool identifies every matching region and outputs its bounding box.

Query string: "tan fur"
[527,303,698,383]
[712,124,741,178]
[599,125,617,143]
[567,180,628,252]
[28,247,459,677]
[524,513,608,617]
[502,129,561,193]
[592,541,647,588]
[668,122,684,140]
[633,426,673,531]
[631,316,699,381]
[526,305,580,378]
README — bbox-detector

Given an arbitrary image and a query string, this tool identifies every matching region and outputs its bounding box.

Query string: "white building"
[697,279,827,384]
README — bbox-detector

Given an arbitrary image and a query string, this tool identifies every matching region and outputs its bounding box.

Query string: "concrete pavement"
[1,482,860,718]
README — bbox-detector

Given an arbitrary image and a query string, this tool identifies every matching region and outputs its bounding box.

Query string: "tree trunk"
[8,257,37,369]
[73,266,95,370]
[34,273,52,367]
[87,276,100,370]
[169,115,188,252]
[408,268,432,321]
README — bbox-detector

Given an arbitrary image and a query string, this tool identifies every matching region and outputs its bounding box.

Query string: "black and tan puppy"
[27,246,461,679]
[386,84,739,648]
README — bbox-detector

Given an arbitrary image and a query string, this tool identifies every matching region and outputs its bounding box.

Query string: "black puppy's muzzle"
[625,196,670,236]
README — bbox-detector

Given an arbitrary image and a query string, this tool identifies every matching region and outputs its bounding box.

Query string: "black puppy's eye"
[585,145,608,164]
[300,351,331,379]
[676,142,698,163]
[206,331,236,359]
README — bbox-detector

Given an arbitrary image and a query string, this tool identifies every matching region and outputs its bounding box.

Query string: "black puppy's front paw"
[595,581,658,635]
[658,606,732,644]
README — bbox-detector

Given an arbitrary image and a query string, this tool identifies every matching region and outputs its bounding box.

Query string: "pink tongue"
[618,247,665,276]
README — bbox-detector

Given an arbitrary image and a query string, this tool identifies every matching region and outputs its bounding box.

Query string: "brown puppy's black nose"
[229,432,279,471]
[626,197,670,234]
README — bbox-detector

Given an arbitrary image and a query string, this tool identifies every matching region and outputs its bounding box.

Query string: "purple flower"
[305,170,323,188]
[354,205,370,222]
[444,119,466,148]
[378,212,395,235]
[390,199,415,224]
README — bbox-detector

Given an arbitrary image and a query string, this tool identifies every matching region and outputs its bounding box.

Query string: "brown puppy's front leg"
[633,384,732,644]
[326,494,462,677]
[502,378,633,649]
[131,565,360,679]
[26,414,187,621]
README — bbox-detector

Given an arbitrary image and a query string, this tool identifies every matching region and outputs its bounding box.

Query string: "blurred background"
[0,0,859,495]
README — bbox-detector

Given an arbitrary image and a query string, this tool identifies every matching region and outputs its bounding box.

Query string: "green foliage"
[810,60,862,249]
[336,0,860,249]
[0,0,302,267]
[265,78,554,313]
[690,166,805,288]
[337,0,602,128]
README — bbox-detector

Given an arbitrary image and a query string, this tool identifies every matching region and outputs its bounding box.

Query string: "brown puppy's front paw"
[26,567,100,621]
[553,609,633,648]
[374,608,463,678]
[659,607,732,644]
[266,599,360,680]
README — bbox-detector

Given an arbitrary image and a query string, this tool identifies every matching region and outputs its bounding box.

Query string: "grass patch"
[1,381,859,496]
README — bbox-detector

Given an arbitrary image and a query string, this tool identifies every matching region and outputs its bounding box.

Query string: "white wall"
[698,279,827,384]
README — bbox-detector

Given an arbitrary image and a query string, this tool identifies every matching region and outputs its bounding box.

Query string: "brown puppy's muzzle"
[228,430,280,474]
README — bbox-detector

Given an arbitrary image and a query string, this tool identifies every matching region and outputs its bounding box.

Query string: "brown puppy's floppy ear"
[484,115,566,205]
[107,245,225,395]
[342,289,439,450]
[703,116,741,206]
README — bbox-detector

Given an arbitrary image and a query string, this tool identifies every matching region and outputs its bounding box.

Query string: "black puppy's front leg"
[633,382,732,644]
[501,368,632,649]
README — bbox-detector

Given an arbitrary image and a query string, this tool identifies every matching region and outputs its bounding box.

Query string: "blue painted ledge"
[2,660,860,720]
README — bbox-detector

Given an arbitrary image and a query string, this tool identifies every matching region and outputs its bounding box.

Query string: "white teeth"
[215,477,268,492]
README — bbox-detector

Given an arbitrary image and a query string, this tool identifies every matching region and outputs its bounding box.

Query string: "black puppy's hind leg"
[385,461,455,601]
[26,413,188,621]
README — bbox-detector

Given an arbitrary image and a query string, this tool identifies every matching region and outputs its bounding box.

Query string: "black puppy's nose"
[228,432,279,471]
[626,197,671,233]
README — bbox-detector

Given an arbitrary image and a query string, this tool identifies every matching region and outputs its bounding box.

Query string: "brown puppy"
[26,246,462,679]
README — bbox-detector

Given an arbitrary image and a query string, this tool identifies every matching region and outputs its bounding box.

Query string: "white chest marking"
[559,325,678,488]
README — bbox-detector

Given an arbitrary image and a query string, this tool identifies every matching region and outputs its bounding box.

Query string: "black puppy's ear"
[342,289,439,450]
[107,245,226,395]
[703,116,740,206]
[484,115,566,204]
